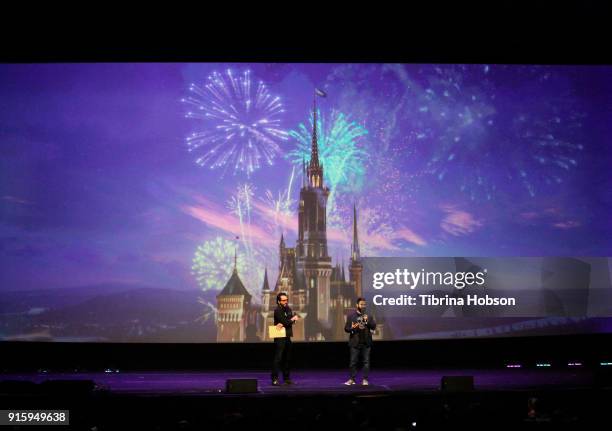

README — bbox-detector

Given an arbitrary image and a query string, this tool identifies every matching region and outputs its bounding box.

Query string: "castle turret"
[349,204,363,298]
[261,267,270,310]
[216,250,252,342]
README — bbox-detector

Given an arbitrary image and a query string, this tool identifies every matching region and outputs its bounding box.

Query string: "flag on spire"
[315,88,327,97]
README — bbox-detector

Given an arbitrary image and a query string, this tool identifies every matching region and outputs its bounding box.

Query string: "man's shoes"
[283,379,294,385]
[344,378,356,385]
[271,379,280,386]
[362,379,369,386]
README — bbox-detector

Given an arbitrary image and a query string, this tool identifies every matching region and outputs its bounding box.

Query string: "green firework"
[287,109,368,212]
[192,237,245,291]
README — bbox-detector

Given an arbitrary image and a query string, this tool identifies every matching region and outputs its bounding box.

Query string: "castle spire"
[352,203,360,261]
[310,93,320,168]
[233,246,238,273]
[279,233,286,271]
[262,267,270,292]
[306,89,325,189]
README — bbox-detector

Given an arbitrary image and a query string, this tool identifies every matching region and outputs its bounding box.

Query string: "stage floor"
[2,369,610,428]
[1,368,596,396]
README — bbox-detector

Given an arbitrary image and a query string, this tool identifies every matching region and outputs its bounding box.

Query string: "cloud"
[364,232,402,251]
[520,207,561,222]
[553,220,581,229]
[396,227,427,246]
[518,206,582,230]
[181,196,278,247]
[440,205,482,236]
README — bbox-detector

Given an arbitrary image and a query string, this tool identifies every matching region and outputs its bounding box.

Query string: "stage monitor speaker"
[226,378,258,393]
[441,376,474,392]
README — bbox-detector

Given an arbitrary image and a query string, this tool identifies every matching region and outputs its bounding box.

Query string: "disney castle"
[215,98,385,342]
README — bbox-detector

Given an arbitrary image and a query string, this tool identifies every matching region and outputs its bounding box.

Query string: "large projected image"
[1,63,611,343]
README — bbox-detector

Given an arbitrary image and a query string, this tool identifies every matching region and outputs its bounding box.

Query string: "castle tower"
[332,292,347,340]
[259,267,273,341]
[279,233,286,270]
[349,204,363,298]
[297,93,333,339]
[216,250,252,342]
[261,267,270,312]
[277,233,296,295]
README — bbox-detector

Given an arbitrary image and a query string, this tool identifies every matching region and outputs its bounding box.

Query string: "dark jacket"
[344,309,376,347]
[274,305,295,338]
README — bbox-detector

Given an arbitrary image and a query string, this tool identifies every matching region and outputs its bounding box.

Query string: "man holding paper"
[271,292,299,386]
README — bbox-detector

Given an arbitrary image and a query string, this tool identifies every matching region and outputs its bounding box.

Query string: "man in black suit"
[344,297,376,386]
[271,292,299,386]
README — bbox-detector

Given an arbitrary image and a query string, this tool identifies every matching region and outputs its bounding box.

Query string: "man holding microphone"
[344,297,376,386]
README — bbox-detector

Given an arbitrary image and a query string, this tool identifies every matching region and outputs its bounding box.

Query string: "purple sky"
[1,63,611,294]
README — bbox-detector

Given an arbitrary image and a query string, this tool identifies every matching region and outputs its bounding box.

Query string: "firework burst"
[192,236,274,299]
[287,109,368,213]
[192,236,244,291]
[413,65,586,201]
[259,166,296,236]
[324,64,585,202]
[227,183,256,258]
[182,69,289,176]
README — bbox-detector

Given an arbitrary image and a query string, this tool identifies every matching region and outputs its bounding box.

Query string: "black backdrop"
[2,334,611,372]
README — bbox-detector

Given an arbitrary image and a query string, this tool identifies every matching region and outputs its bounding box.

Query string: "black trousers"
[349,344,371,379]
[272,337,292,380]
